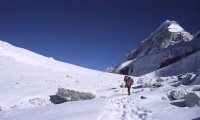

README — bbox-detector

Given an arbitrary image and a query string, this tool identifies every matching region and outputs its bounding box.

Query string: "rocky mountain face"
[114,20,200,77]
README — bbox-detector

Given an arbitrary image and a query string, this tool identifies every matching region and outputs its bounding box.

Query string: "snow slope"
[1,40,200,120]
[0,40,123,110]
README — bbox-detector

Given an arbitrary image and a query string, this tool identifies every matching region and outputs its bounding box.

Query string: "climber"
[124,76,133,95]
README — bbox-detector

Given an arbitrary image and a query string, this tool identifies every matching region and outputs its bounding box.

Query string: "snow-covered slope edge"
[0,40,98,74]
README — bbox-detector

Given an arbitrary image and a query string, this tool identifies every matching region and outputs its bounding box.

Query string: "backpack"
[131,79,134,85]
[127,79,134,86]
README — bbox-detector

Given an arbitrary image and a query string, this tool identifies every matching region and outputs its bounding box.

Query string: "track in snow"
[97,95,152,120]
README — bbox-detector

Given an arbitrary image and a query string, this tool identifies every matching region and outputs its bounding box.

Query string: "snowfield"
[168,23,184,32]
[1,39,200,120]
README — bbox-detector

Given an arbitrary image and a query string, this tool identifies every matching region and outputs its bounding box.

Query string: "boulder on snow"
[185,92,200,107]
[192,86,200,91]
[156,78,165,82]
[142,82,152,88]
[140,96,146,99]
[50,88,96,104]
[161,96,169,101]
[50,95,66,104]
[153,82,163,88]
[181,74,197,85]
[177,74,185,80]
[137,78,144,84]
[141,79,155,88]
[132,84,143,89]
[56,88,95,102]
[181,74,192,83]
[169,88,188,100]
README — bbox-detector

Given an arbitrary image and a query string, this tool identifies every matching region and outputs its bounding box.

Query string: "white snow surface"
[1,40,200,120]
[168,23,184,32]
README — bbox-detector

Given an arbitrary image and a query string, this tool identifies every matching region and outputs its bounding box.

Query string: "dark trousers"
[127,86,131,95]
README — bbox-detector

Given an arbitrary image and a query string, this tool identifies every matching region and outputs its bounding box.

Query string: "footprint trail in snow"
[97,96,152,120]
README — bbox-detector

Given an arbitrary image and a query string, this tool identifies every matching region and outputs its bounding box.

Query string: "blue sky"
[0,0,200,71]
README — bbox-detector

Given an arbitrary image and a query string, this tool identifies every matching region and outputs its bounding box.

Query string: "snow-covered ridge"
[0,40,98,74]
[0,40,42,65]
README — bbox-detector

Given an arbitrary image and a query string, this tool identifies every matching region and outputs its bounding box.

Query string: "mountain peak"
[158,20,178,28]
[114,20,199,76]
[119,20,193,63]
[164,20,177,24]
[135,21,190,57]
[154,20,184,35]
